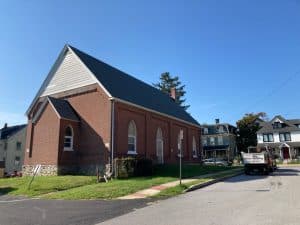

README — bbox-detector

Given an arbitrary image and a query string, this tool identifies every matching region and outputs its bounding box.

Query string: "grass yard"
[0,164,240,200]
[154,169,243,198]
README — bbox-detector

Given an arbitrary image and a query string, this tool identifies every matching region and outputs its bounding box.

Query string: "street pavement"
[1,167,299,225]
[0,196,153,225]
[98,167,300,225]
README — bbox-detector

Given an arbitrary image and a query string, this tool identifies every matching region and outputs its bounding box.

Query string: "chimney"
[215,119,220,124]
[170,87,176,100]
[3,123,7,129]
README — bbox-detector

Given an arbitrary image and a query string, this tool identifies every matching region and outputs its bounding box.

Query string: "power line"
[229,70,300,122]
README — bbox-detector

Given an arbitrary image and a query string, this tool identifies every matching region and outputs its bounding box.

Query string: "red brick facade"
[24,83,201,175]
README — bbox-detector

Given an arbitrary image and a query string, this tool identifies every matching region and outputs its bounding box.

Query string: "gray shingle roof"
[48,97,79,122]
[0,124,26,140]
[69,45,199,126]
[257,115,300,134]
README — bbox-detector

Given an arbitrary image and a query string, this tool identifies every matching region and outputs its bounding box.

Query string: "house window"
[218,126,224,133]
[15,156,20,166]
[16,142,21,150]
[279,133,291,142]
[263,133,274,142]
[202,138,207,146]
[218,136,223,145]
[210,137,215,145]
[203,128,208,134]
[4,142,7,150]
[64,126,73,151]
[192,136,197,158]
[273,122,282,129]
[128,120,137,154]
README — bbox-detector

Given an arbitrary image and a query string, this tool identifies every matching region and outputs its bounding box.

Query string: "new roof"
[0,124,26,140]
[27,45,200,127]
[68,46,199,126]
[48,97,80,122]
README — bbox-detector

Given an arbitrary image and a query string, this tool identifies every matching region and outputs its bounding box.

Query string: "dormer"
[272,117,286,129]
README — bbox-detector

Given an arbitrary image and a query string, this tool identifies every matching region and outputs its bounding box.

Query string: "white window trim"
[64,135,74,151]
[127,121,137,155]
[64,126,74,151]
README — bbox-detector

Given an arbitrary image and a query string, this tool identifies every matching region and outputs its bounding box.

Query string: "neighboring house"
[257,115,300,160]
[23,45,201,176]
[0,124,27,174]
[201,119,237,161]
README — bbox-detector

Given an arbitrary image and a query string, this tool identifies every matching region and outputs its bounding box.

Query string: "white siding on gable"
[41,51,97,96]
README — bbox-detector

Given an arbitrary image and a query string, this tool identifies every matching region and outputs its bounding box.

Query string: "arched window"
[192,136,198,158]
[128,120,137,154]
[156,128,164,164]
[64,126,73,151]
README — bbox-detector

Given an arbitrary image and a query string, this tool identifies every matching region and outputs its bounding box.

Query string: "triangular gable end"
[26,45,112,116]
[41,48,97,97]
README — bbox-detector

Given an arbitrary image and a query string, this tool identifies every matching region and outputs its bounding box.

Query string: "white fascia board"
[25,45,70,116]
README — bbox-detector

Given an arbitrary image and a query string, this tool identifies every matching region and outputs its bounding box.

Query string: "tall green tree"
[236,112,268,152]
[153,72,190,110]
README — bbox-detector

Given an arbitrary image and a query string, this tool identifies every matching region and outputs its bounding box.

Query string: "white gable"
[273,118,283,123]
[41,50,97,96]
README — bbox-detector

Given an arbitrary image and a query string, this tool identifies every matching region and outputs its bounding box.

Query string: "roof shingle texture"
[69,46,199,126]
[48,97,80,122]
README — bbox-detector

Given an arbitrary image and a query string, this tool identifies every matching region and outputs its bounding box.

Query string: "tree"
[236,112,268,152]
[153,72,190,110]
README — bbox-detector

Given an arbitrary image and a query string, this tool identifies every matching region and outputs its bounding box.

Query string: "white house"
[257,115,300,160]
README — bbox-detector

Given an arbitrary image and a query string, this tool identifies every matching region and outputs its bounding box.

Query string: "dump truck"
[241,147,276,175]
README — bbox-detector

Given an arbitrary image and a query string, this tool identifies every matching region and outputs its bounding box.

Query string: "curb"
[184,170,244,193]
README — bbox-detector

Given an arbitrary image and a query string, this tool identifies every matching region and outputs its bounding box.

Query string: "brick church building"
[23,45,201,175]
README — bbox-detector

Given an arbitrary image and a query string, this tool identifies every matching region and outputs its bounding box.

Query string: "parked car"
[202,158,230,166]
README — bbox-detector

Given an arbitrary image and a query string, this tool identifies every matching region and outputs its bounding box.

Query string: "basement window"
[64,126,74,151]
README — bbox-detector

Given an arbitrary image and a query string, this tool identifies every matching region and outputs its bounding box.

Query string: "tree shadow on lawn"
[0,187,16,196]
[153,164,232,179]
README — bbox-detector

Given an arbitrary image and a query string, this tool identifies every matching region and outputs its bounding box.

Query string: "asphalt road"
[98,167,300,225]
[0,196,152,225]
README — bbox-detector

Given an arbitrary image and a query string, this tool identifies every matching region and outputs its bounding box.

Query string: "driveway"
[0,196,152,225]
[98,167,300,225]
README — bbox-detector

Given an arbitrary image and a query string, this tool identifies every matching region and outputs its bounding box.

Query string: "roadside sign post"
[179,130,183,186]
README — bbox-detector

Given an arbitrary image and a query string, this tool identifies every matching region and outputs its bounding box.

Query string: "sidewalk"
[118,168,242,200]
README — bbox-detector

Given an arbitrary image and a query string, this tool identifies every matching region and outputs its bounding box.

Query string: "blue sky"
[0,0,299,126]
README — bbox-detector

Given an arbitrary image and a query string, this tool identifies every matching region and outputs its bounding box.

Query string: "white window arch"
[64,126,73,151]
[156,128,164,164]
[192,136,198,158]
[128,120,137,154]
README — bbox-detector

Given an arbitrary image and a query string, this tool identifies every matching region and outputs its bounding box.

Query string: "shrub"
[135,158,153,177]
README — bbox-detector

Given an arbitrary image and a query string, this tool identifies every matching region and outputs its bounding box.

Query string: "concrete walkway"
[118,168,242,199]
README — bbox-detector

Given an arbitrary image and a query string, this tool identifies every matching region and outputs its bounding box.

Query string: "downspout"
[110,99,115,176]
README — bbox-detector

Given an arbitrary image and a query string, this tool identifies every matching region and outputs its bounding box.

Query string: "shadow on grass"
[153,164,233,179]
[0,187,16,196]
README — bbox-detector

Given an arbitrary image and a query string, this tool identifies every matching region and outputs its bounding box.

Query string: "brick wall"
[114,102,201,164]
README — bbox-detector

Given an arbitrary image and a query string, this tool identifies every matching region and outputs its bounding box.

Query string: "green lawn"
[154,169,243,198]
[0,164,240,200]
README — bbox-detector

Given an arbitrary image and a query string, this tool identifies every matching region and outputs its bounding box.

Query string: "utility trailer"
[241,147,276,175]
